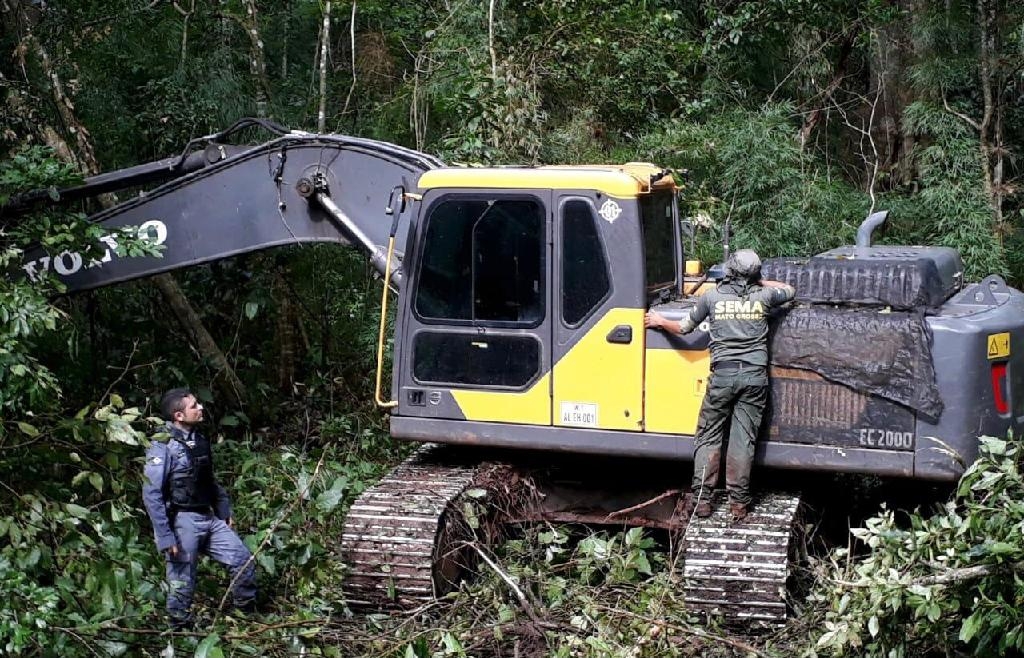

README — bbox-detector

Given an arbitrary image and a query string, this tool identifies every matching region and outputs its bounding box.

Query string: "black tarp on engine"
[762,255,957,310]
[769,306,943,420]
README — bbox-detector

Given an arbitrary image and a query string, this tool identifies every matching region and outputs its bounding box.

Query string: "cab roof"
[418,163,679,198]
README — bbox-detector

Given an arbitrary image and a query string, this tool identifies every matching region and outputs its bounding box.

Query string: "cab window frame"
[411,192,548,330]
[559,196,613,329]
[639,190,680,297]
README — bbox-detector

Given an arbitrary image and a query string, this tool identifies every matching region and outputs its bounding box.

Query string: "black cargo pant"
[691,365,768,506]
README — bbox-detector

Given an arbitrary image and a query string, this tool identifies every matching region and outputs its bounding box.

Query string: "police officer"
[645,250,795,521]
[142,388,257,629]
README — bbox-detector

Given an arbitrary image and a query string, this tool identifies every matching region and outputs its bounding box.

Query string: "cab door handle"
[606,325,633,344]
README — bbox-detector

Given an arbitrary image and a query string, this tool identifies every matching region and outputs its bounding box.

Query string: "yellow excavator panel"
[644,347,711,435]
[418,164,677,198]
[552,308,645,431]
[451,373,552,425]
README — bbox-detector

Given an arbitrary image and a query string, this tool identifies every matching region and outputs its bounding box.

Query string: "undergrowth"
[4,397,1022,657]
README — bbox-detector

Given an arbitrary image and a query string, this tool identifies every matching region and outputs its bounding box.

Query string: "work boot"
[729,502,748,522]
[681,492,713,519]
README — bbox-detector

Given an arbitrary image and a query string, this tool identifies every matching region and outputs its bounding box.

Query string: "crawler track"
[345,450,804,625]
[341,446,483,609]
[682,492,802,626]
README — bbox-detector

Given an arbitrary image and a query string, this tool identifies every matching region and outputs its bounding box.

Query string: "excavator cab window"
[640,191,679,300]
[412,332,541,388]
[414,196,545,327]
[561,199,611,326]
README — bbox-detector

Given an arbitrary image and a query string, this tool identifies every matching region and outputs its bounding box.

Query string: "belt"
[173,504,213,514]
[712,360,766,372]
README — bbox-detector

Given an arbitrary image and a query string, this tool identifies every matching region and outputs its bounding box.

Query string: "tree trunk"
[317,1,332,132]
[340,2,357,120]
[273,270,297,392]
[280,0,290,82]
[240,0,271,117]
[977,0,1002,242]
[172,0,195,71]
[867,4,916,187]
[798,32,855,149]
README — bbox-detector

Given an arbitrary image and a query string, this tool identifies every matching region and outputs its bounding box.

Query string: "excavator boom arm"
[8,131,442,292]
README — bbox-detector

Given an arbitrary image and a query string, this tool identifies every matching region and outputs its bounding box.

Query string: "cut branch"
[214,452,327,620]
[604,489,681,521]
[833,560,1024,588]
[592,605,771,658]
[917,561,1022,587]
[464,541,544,627]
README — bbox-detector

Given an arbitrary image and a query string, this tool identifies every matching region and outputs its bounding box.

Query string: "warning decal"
[987,332,1010,360]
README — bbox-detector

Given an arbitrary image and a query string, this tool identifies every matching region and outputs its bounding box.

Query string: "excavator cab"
[390,165,681,442]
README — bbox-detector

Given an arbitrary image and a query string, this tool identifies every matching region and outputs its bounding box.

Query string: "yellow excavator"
[7,119,1023,624]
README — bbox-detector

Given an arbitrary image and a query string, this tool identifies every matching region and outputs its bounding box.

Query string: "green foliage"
[0,149,161,416]
[409,0,702,163]
[902,101,1007,280]
[810,436,1024,657]
[0,391,400,656]
[0,148,80,203]
[372,525,709,658]
[0,150,86,415]
[510,1,699,137]
[223,429,399,607]
[0,399,161,656]
[641,104,867,263]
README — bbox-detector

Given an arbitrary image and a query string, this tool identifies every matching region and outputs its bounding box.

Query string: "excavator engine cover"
[762,246,963,310]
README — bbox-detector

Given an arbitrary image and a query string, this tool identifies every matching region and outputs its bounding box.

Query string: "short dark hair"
[160,388,192,421]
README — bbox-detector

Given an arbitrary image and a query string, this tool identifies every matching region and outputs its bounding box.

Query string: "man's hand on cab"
[645,311,666,329]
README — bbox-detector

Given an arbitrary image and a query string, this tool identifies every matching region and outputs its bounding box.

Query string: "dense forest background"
[2,1,1024,656]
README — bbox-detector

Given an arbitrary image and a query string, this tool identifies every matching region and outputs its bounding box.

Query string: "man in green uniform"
[645,250,795,521]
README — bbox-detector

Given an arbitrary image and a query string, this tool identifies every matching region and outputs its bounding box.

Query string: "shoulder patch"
[145,441,169,461]
[149,456,163,465]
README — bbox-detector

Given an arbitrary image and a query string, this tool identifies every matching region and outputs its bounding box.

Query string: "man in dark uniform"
[645,250,795,521]
[142,388,257,629]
